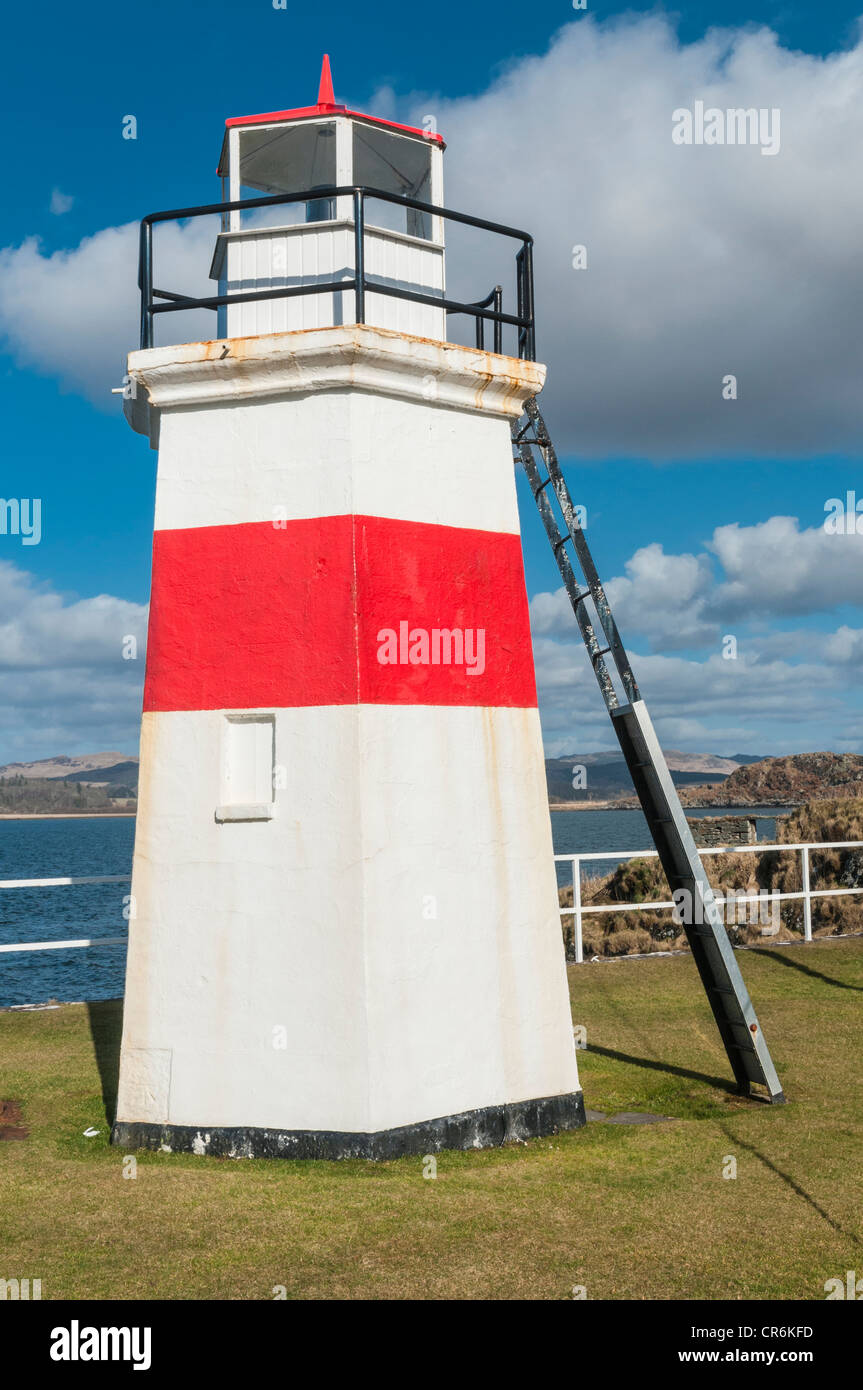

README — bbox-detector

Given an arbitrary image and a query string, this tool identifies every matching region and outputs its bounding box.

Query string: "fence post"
[801,845,812,942]
[572,856,583,964]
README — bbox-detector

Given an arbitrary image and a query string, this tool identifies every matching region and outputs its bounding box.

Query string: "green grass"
[1,939,862,1300]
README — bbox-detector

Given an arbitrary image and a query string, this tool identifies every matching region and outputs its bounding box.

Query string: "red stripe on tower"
[143,515,538,712]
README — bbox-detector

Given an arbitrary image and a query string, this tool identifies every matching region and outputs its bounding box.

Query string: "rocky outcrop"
[678,753,863,807]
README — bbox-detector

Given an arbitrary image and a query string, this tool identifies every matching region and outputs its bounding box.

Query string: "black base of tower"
[111,1090,585,1161]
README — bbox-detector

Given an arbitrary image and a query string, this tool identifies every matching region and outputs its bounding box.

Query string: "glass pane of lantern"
[238,120,338,229]
[351,125,433,240]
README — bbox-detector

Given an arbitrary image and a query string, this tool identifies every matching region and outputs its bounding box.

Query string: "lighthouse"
[112,57,584,1160]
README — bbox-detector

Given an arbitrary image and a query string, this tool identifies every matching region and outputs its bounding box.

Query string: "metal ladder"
[513,396,784,1102]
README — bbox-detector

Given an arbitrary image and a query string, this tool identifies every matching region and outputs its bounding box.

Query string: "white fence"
[2,844,862,978]
[0,875,130,955]
[556,840,863,964]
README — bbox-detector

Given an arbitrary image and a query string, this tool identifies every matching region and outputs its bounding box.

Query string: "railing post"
[573,856,583,964]
[139,220,153,350]
[353,190,365,325]
[801,845,812,941]
[516,247,525,358]
[493,285,502,355]
[523,241,535,360]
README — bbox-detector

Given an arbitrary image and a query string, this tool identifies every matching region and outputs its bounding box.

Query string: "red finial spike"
[317,54,335,107]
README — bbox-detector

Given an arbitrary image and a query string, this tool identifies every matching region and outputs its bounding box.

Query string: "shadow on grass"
[587,1044,738,1097]
[85,999,123,1126]
[756,948,863,992]
[720,1125,854,1238]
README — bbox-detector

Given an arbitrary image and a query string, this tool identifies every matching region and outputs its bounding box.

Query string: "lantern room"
[210,56,446,339]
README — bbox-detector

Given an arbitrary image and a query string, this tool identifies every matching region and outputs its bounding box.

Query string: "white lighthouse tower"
[113,57,584,1159]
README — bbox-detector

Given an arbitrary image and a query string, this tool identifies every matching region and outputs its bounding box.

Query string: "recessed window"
[215,714,275,823]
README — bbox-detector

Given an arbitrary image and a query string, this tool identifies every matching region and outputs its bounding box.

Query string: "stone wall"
[687,814,757,848]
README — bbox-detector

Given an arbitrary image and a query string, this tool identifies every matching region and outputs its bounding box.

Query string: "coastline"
[0,806,794,819]
[550,800,797,812]
[550,801,635,811]
[0,812,137,821]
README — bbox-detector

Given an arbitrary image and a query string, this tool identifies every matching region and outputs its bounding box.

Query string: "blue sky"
[0,3,861,763]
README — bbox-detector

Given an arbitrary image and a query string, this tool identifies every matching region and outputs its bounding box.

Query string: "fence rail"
[0,875,130,956]
[556,840,863,964]
[3,844,862,971]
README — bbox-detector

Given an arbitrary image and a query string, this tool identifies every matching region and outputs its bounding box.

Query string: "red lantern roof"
[218,55,445,175]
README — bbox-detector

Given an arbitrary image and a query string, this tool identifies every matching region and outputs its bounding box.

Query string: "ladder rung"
[715,1017,757,1039]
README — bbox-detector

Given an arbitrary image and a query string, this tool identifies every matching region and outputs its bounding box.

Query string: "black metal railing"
[137,184,535,360]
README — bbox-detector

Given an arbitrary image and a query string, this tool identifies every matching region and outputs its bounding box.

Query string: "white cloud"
[0,561,147,670]
[0,218,215,404]
[824,625,863,666]
[534,633,851,757]
[529,511,863,753]
[49,189,74,216]
[708,516,863,617]
[604,543,716,649]
[530,542,719,651]
[407,16,863,457]
[0,560,147,764]
[531,514,863,664]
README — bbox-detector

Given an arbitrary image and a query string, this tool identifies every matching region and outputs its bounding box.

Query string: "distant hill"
[0,751,138,813]
[546,748,767,804]
[51,760,140,790]
[6,748,852,815]
[0,752,138,782]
